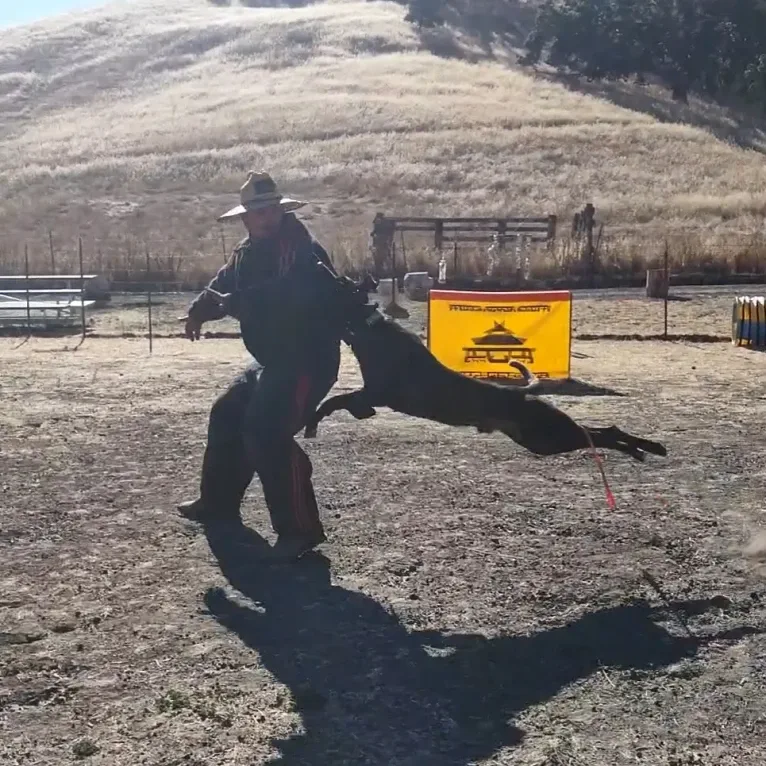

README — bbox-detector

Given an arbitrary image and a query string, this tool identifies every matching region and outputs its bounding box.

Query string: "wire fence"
[4,224,766,291]
[3,226,766,351]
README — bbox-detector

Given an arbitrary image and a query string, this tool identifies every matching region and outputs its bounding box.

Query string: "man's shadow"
[201,522,761,765]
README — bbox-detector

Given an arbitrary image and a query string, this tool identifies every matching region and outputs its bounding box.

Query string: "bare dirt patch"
[2,300,766,764]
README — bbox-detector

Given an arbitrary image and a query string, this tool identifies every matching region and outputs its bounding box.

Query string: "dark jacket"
[188,215,342,370]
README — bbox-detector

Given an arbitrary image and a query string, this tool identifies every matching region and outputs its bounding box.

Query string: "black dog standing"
[178,172,345,561]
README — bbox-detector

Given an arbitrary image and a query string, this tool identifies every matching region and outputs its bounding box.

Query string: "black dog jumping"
[303,273,667,463]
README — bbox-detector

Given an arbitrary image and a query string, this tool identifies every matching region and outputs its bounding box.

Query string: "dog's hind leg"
[584,426,667,461]
[496,397,667,462]
[304,390,377,438]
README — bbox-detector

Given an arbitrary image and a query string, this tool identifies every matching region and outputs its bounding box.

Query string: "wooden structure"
[371,213,557,274]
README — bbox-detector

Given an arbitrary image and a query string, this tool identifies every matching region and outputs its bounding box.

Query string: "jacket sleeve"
[187,248,240,323]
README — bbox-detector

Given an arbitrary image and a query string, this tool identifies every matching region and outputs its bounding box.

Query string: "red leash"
[581,426,616,510]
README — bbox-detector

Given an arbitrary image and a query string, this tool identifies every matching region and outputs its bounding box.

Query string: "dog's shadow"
[498,377,626,397]
[200,521,761,765]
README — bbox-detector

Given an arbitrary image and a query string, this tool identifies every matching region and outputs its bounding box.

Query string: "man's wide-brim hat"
[217,170,308,221]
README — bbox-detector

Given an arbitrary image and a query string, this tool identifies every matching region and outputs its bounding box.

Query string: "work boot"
[269,530,327,562]
[176,496,240,523]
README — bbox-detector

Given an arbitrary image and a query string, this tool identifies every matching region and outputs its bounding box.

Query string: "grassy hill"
[1,0,765,280]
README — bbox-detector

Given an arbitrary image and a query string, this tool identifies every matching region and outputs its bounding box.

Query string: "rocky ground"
[2,291,766,765]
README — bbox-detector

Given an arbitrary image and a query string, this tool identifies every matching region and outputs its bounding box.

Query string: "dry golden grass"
[1,0,766,280]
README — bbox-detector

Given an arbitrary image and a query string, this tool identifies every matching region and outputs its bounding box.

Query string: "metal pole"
[48,230,55,274]
[663,241,669,340]
[24,245,31,337]
[78,236,86,342]
[220,226,227,264]
[146,246,153,354]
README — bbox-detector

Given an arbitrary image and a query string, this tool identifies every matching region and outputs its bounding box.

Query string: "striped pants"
[200,360,337,538]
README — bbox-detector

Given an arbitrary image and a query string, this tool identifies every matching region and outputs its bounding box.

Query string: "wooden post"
[434,220,444,252]
[547,214,557,245]
[583,203,596,281]
[399,230,408,272]
[48,230,55,273]
[384,239,409,319]
[371,213,394,276]
[78,237,86,342]
[24,245,31,337]
[391,239,396,297]
[146,246,153,354]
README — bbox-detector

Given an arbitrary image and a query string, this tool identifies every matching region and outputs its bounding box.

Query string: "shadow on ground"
[406,0,766,155]
[410,0,537,59]
[540,72,766,156]
[575,333,729,343]
[530,377,625,397]
[200,521,762,766]
[490,377,625,397]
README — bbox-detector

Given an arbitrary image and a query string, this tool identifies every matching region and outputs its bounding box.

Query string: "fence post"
[24,245,31,337]
[583,203,596,283]
[384,240,409,319]
[547,214,557,246]
[146,246,153,354]
[497,220,506,254]
[219,226,227,264]
[434,220,444,252]
[664,241,669,340]
[78,237,86,343]
[371,213,395,276]
[48,230,55,274]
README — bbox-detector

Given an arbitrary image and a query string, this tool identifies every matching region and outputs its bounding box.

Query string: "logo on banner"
[463,321,535,366]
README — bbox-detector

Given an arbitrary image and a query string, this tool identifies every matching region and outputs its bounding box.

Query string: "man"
[177,171,343,561]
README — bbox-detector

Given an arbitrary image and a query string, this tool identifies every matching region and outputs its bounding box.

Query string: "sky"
[0,0,106,28]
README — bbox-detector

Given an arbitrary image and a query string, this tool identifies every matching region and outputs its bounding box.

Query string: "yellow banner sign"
[427,289,572,380]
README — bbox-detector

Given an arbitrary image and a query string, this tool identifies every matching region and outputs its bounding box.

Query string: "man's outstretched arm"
[181,248,241,340]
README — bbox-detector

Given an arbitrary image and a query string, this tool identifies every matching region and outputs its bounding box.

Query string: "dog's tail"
[509,360,542,394]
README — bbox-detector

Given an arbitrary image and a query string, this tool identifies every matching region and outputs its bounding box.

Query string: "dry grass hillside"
[1,0,765,278]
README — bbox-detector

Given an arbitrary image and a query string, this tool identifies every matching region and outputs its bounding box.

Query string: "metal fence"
[3,227,766,352]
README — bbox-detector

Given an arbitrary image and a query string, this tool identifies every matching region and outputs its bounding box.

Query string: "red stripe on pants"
[290,375,312,533]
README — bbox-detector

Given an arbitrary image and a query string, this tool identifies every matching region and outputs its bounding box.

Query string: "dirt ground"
[2,293,766,765]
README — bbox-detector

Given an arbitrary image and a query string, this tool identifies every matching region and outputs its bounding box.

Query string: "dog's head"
[334,272,380,309]
[313,262,383,332]
[356,273,379,294]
